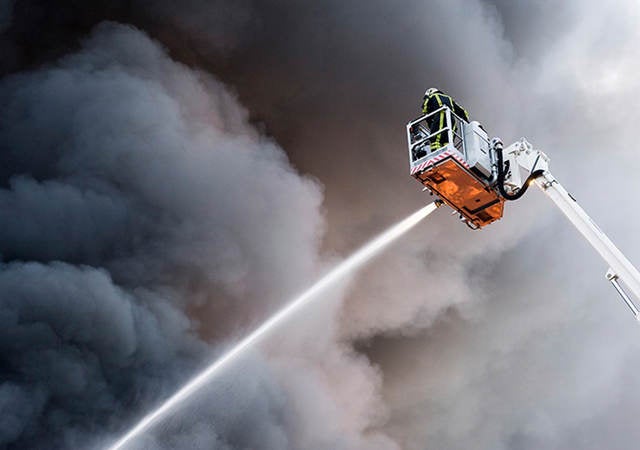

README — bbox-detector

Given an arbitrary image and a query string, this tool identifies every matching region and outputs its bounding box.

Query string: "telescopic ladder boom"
[535,171,640,319]
[496,137,640,320]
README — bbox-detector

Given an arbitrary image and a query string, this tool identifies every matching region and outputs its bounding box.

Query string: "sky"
[1,1,640,449]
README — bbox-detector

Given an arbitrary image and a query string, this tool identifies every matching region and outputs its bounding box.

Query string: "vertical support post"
[406,122,414,164]
[446,108,453,150]
[460,120,467,159]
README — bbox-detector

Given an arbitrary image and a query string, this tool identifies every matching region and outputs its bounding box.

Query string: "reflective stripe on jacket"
[421,92,469,150]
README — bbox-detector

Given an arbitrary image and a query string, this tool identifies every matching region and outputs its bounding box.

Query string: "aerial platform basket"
[407,106,504,229]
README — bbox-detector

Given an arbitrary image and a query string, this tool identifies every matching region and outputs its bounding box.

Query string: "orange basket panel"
[414,158,504,228]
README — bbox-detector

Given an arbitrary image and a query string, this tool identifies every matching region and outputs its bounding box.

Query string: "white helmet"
[424,87,439,98]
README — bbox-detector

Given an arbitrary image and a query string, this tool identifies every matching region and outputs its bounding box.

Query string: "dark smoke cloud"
[0,22,356,449]
[2,1,640,449]
[0,0,13,32]
[0,260,206,448]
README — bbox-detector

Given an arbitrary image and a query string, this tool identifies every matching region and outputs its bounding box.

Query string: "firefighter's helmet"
[424,87,439,99]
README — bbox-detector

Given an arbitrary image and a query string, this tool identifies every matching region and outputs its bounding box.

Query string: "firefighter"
[421,88,469,152]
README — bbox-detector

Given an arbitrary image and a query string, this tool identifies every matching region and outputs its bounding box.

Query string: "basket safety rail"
[406,106,468,163]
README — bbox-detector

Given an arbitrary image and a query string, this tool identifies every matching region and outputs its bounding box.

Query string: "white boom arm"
[500,138,640,320]
[535,172,640,319]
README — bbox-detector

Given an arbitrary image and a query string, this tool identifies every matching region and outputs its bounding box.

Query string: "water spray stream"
[107,202,439,450]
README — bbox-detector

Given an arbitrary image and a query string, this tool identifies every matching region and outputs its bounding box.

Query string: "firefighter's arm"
[453,101,469,121]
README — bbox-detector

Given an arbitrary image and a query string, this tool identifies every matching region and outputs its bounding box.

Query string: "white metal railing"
[406,105,466,163]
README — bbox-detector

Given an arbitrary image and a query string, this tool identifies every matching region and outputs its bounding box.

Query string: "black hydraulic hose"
[495,142,545,201]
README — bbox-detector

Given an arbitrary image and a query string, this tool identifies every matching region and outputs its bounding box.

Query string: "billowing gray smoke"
[0,22,344,449]
[3,1,640,449]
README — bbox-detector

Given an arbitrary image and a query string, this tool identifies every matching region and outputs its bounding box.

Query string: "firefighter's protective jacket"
[421,91,469,150]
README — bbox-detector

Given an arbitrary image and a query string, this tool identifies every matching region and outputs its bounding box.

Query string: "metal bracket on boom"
[500,138,549,195]
[606,269,640,320]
